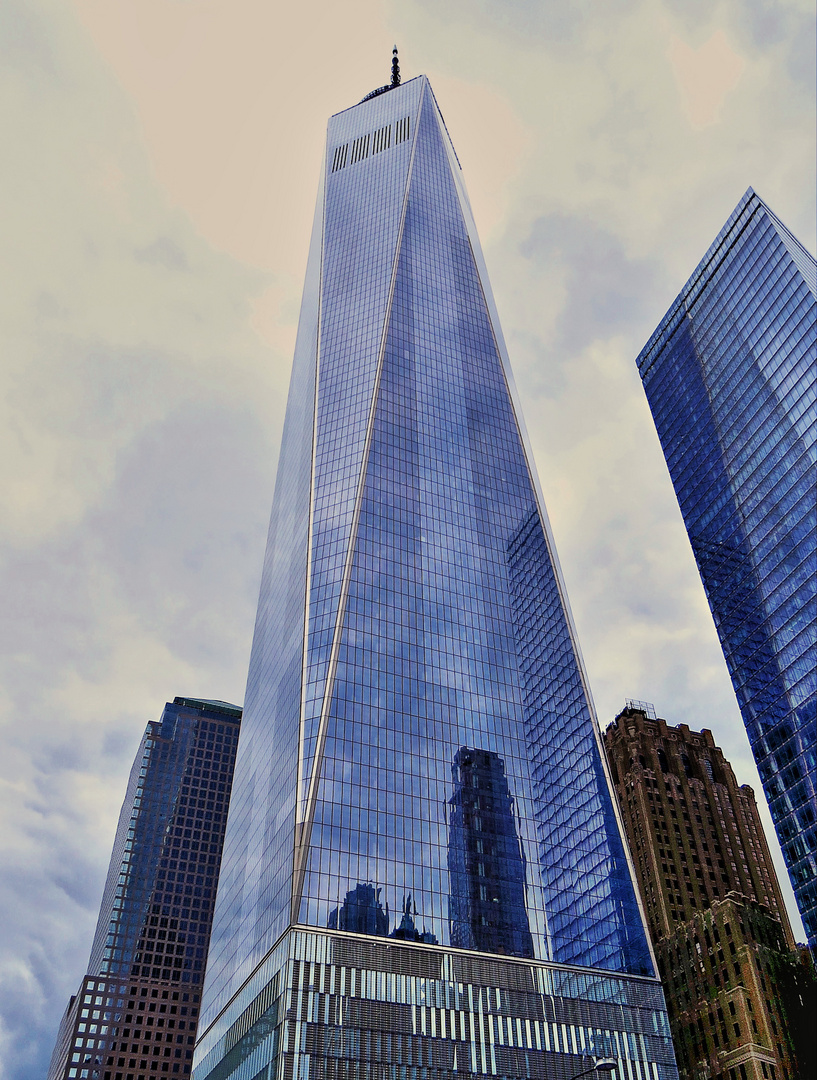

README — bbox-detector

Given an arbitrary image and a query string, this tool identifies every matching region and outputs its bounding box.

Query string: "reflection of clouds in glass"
[257,84,655,983]
[636,190,816,942]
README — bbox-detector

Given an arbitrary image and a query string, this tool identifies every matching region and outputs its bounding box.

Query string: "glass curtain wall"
[635,189,816,946]
[202,76,656,1041]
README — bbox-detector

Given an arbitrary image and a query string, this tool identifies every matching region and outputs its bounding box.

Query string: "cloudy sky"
[0,0,813,1073]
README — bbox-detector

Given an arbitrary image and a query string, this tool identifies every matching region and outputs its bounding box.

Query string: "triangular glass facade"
[202,77,654,1029]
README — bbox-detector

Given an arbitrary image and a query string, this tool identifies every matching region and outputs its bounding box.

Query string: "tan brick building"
[604,704,814,1080]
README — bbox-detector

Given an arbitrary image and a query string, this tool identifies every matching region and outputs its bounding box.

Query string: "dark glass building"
[605,704,815,1079]
[448,748,534,958]
[47,697,242,1080]
[634,189,816,946]
[194,70,677,1080]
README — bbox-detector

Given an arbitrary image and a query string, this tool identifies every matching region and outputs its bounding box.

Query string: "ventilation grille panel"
[330,936,442,979]
[350,134,370,164]
[330,116,411,174]
[372,125,391,154]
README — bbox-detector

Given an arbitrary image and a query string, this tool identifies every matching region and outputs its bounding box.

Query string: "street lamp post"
[567,1059,618,1080]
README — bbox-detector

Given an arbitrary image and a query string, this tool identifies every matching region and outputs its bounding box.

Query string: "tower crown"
[361,44,402,102]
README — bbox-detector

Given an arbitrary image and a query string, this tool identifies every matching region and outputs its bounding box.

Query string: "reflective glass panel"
[636,190,817,945]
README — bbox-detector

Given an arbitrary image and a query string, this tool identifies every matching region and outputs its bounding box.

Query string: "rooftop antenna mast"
[360,44,402,101]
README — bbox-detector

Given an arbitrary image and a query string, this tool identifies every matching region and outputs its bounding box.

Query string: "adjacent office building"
[48,697,242,1080]
[193,66,677,1080]
[605,703,815,1079]
[634,190,816,945]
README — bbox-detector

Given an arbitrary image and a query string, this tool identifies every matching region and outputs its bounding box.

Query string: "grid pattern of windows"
[204,81,428,1027]
[604,709,793,944]
[651,900,809,1080]
[297,84,650,975]
[199,74,664,1070]
[604,710,813,1078]
[51,974,201,1080]
[48,700,241,1080]
[635,190,817,946]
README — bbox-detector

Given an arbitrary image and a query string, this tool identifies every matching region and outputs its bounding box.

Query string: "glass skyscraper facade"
[47,696,242,1080]
[634,189,816,947]
[194,75,676,1080]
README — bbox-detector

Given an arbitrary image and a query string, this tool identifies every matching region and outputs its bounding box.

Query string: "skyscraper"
[604,705,793,943]
[634,189,816,945]
[604,704,814,1079]
[47,697,242,1080]
[194,69,677,1080]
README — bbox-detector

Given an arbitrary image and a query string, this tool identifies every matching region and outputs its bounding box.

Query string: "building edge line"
[290,79,428,923]
[293,145,328,845]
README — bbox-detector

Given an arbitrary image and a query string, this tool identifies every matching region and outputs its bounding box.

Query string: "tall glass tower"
[634,189,816,947]
[47,696,242,1080]
[194,71,676,1080]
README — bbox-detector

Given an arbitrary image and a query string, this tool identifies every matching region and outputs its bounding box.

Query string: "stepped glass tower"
[194,68,677,1080]
[634,190,816,947]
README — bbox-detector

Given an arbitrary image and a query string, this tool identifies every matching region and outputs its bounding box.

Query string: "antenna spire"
[359,45,402,102]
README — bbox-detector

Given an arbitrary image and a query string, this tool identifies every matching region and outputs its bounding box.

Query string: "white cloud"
[0,1,286,1073]
[668,30,747,128]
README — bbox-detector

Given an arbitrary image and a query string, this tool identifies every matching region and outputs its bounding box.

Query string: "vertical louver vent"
[350,134,370,164]
[331,144,348,173]
[330,116,411,174]
[372,124,391,154]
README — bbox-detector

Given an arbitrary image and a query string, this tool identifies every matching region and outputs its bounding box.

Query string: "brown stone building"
[604,703,815,1080]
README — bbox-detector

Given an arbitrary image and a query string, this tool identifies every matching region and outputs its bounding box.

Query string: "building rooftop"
[172,696,242,719]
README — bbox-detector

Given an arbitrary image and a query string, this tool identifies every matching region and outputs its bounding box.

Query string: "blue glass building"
[47,697,242,1080]
[634,189,816,947]
[194,72,676,1080]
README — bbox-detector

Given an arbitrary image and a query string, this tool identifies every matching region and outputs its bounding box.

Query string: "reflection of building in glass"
[194,66,675,1080]
[390,893,438,944]
[635,189,816,946]
[47,697,241,1080]
[328,885,439,944]
[448,747,534,958]
[605,705,815,1079]
[328,883,388,937]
